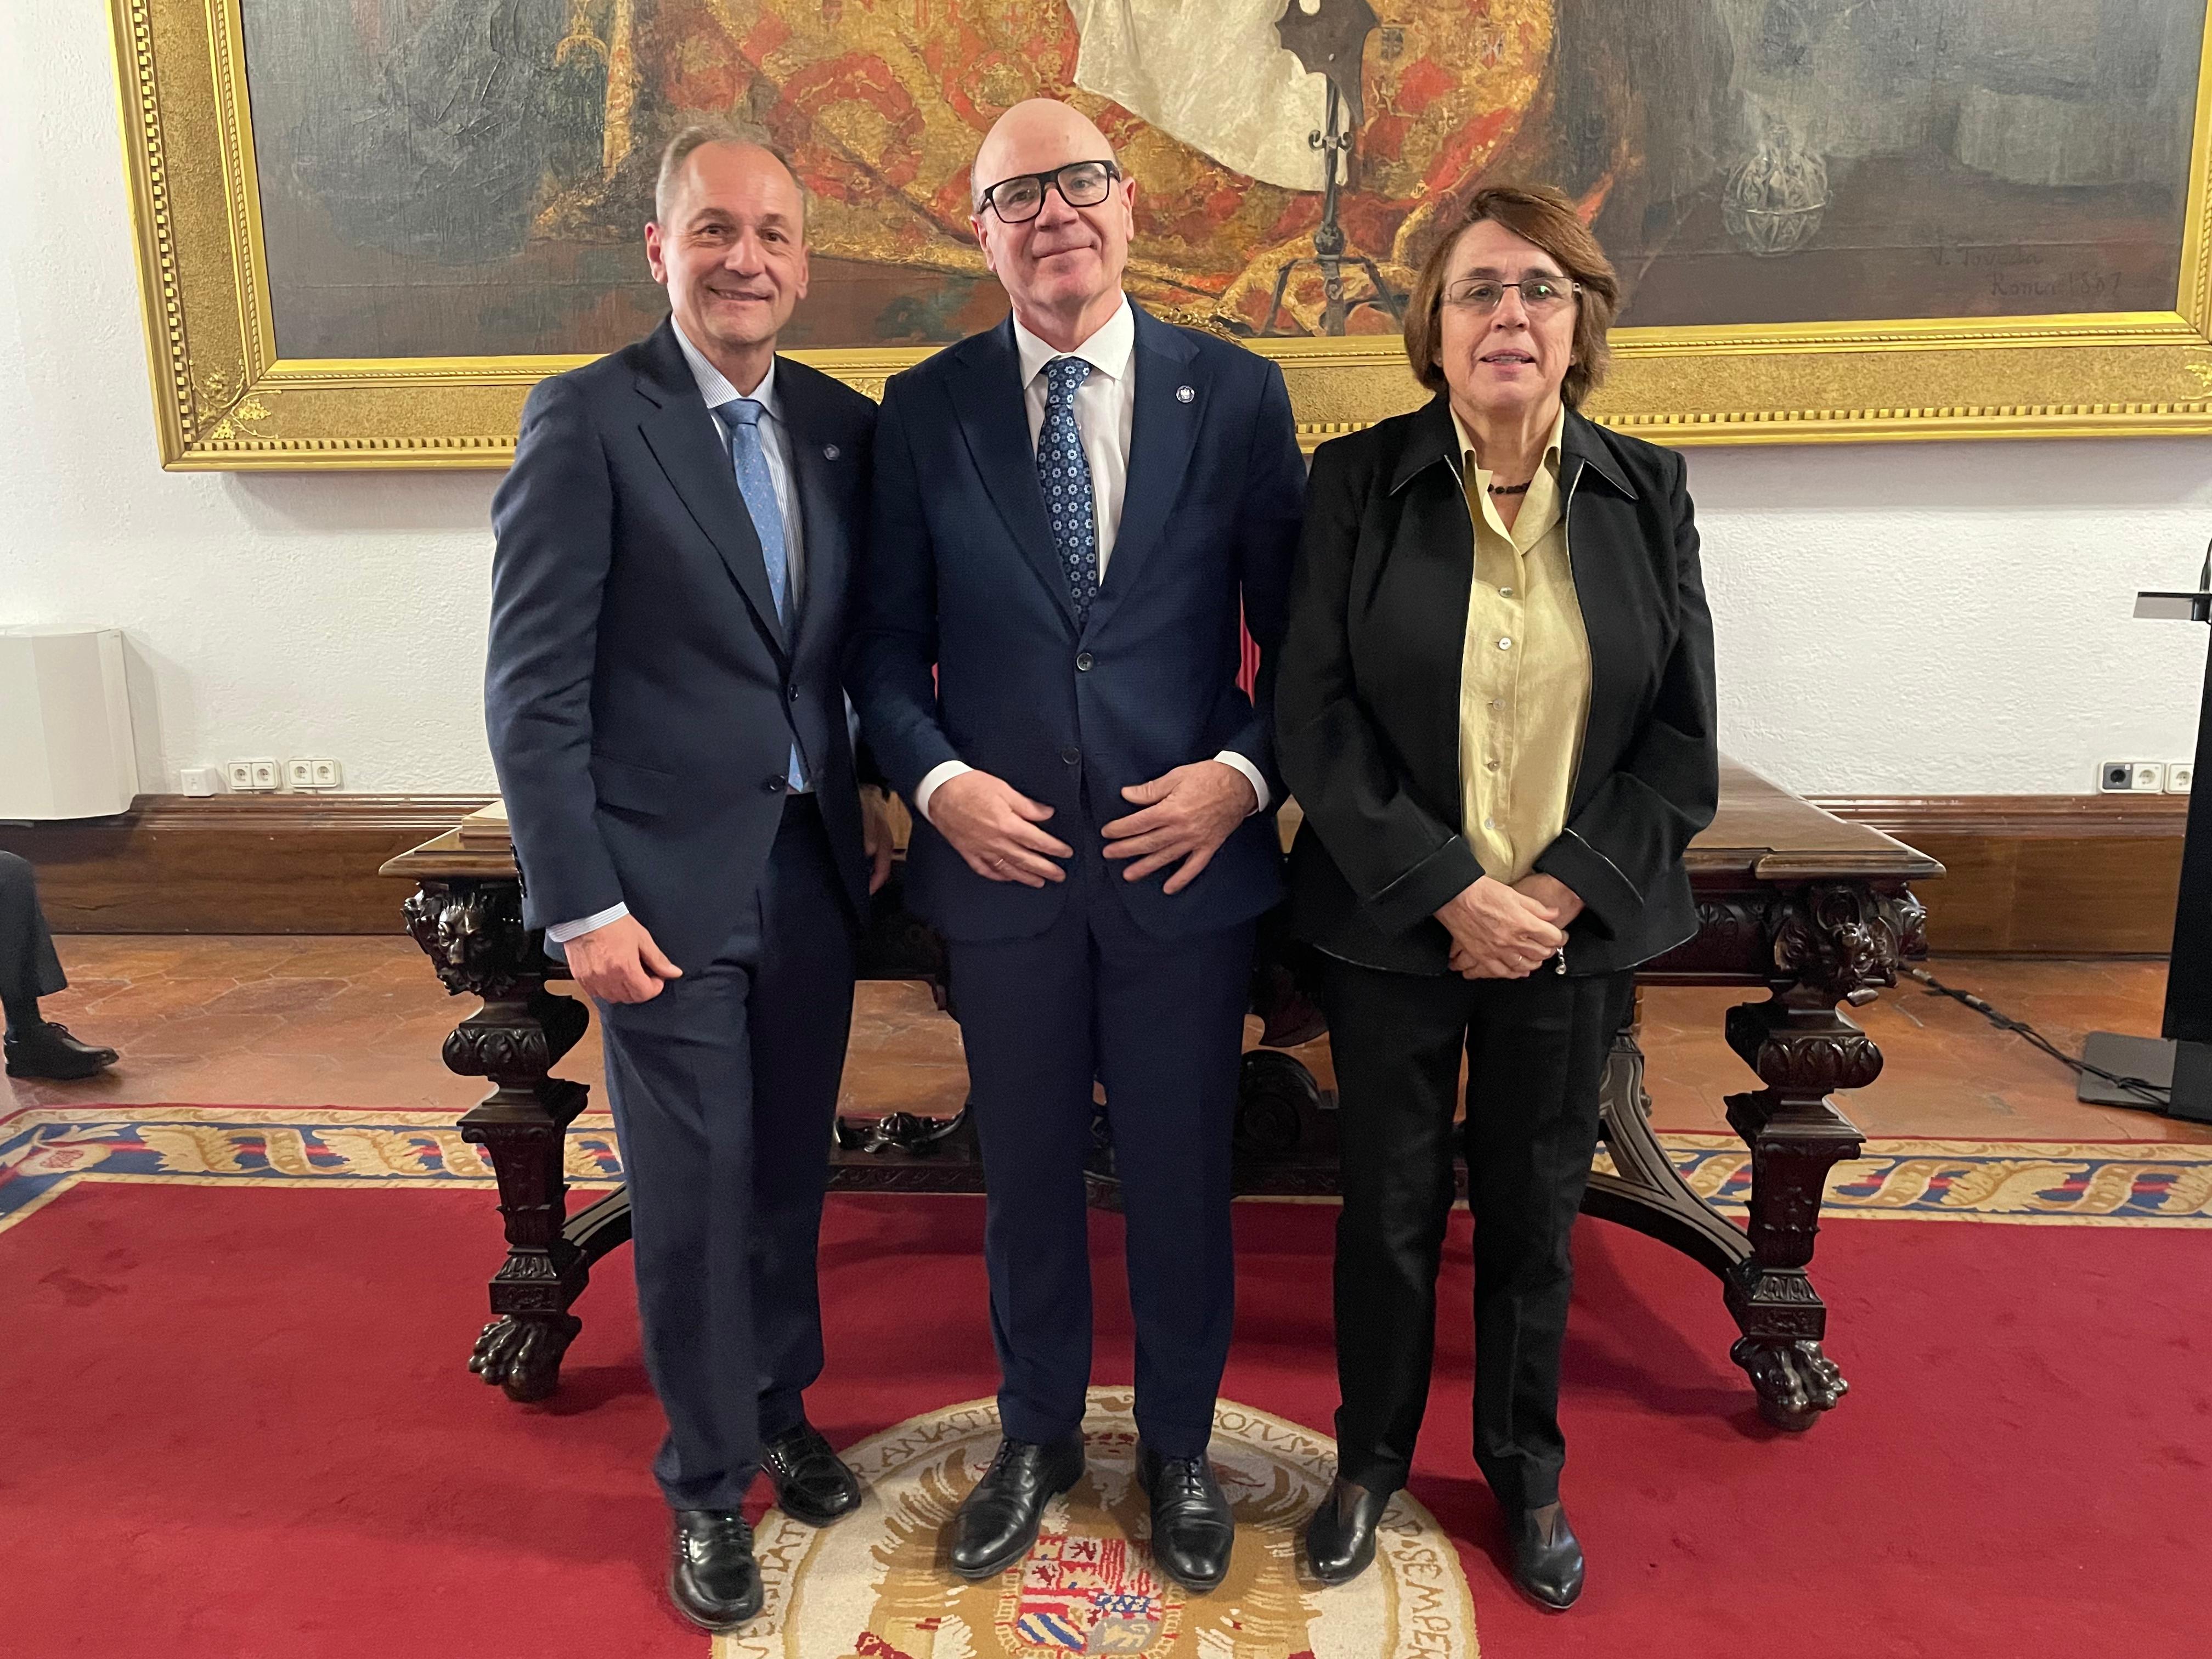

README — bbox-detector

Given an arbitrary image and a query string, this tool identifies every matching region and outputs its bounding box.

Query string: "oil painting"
[110,0,2212,465]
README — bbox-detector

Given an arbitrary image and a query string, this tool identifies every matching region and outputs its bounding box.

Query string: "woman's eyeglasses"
[978,160,1122,224]
[1442,276,1582,315]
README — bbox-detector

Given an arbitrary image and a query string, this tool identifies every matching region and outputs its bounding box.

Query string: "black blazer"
[1276,396,1718,977]
[485,318,879,970]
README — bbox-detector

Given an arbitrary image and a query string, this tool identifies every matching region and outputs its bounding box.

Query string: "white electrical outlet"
[2100,760,2169,793]
[227,759,280,792]
[285,758,342,791]
[308,758,340,789]
[2170,763,2196,794]
[179,766,219,797]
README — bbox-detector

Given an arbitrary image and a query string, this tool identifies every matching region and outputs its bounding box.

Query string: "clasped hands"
[931,760,1253,896]
[1435,873,1584,980]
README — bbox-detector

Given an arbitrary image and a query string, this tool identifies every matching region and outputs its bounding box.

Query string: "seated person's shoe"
[4,1021,117,1080]
[1304,1475,1391,1585]
[1509,1502,1585,1610]
[763,1421,861,1527]
[949,1433,1085,1579]
[1137,1442,1234,1594]
[669,1509,763,1632]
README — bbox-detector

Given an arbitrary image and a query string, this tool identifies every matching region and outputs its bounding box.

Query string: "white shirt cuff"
[545,902,630,944]
[913,760,974,822]
[1211,751,1269,815]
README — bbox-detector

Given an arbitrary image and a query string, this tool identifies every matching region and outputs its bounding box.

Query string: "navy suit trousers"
[594,796,856,1511]
[948,827,1255,1460]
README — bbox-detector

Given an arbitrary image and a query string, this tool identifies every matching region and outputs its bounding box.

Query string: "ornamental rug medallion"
[2,1105,2208,1236]
[713,1389,1475,1659]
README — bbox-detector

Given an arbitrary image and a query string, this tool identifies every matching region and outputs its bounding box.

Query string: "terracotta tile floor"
[8,938,2202,1144]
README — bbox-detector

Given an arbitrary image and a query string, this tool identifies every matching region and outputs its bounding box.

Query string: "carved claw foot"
[469,1313,581,1403]
[1731,1335,1849,1431]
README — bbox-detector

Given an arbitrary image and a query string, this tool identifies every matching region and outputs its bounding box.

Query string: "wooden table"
[382,760,1937,1431]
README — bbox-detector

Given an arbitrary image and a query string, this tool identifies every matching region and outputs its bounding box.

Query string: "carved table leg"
[405,880,599,1402]
[1720,882,1926,1430]
[1586,994,1758,1277]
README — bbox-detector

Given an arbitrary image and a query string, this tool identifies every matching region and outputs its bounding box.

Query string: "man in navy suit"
[485,125,890,1633]
[851,98,1306,1592]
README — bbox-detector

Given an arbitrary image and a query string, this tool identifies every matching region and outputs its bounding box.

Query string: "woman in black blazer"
[1277,185,1718,1608]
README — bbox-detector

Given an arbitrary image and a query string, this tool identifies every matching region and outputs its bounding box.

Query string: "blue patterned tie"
[715,398,806,791]
[1037,357,1099,625]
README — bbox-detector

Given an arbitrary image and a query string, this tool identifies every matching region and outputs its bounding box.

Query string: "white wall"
[3,0,2206,799]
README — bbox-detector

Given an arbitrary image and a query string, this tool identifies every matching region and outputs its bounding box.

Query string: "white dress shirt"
[912,296,1269,822]
[546,321,808,945]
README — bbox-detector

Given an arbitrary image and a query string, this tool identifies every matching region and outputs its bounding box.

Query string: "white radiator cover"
[0,626,140,819]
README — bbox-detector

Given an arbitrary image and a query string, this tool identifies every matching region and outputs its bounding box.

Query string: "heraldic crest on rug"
[714,1388,1477,1659]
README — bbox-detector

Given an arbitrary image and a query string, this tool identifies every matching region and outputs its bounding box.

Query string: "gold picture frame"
[115,0,2212,470]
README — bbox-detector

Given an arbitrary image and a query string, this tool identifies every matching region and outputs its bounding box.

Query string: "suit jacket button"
[1060,746,1081,766]
[763,776,787,794]
[1075,651,1094,672]
[787,685,800,702]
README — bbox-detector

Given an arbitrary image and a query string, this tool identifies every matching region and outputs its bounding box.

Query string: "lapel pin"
[822,443,841,460]
[1175,385,1195,404]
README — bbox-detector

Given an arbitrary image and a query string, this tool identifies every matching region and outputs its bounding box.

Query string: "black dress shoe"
[4,1022,117,1080]
[1137,1443,1234,1593]
[669,1509,763,1632]
[1509,1502,1585,1610]
[949,1433,1085,1579]
[763,1421,861,1527]
[1304,1476,1392,1586]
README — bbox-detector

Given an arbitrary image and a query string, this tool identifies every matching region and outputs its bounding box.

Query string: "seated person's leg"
[1,851,115,1080]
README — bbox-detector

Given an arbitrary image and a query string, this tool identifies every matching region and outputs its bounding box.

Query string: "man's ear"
[644,221,669,285]
[970,215,1000,278]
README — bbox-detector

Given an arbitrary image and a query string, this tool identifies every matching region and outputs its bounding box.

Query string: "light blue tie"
[715,398,806,791]
[1038,357,1099,626]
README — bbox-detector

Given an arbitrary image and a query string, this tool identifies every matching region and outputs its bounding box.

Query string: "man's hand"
[564,913,683,1003]
[929,770,1073,886]
[1435,876,1567,980]
[861,787,895,895]
[1101,760,1256,895]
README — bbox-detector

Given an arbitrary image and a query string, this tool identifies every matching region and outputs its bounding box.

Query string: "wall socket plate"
[2170,763,2196,794]
[225,758,280,792]
[2131,761,2168,792]
[284,758,342,791]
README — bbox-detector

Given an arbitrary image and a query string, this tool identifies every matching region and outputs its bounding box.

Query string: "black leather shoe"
[4,1022,117,1080]
[763,1421,861,1527]
[669,1509,763,1632]
[1509,1502,1585,1610]
[1304,1476,1391,1586]
[1137,1443,1234,1593]
[949,1433,1085,1579]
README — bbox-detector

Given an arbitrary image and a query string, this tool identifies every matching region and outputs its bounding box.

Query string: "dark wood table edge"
[382,780,1937,1431]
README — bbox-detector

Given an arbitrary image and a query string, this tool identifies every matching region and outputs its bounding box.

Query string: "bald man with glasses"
[851,99,1305,1592]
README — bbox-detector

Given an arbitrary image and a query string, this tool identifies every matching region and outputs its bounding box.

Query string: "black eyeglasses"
[978,159,1122,224]
[1442,276,1582,315]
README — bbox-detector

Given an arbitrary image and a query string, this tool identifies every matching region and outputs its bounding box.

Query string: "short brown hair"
[1402,184,1620,410]
[654,121,808,229]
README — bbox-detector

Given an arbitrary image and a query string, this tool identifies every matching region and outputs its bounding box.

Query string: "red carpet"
[2,1182,2207,1657]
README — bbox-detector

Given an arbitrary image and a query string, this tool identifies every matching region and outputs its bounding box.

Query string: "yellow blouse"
[1452,405,1592,886]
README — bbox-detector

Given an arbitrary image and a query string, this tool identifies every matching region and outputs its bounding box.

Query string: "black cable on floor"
[1904,967,2172,1110]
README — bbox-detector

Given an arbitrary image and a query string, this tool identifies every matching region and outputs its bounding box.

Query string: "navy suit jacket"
[485,318,878,971]
[850,304,1306,944]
